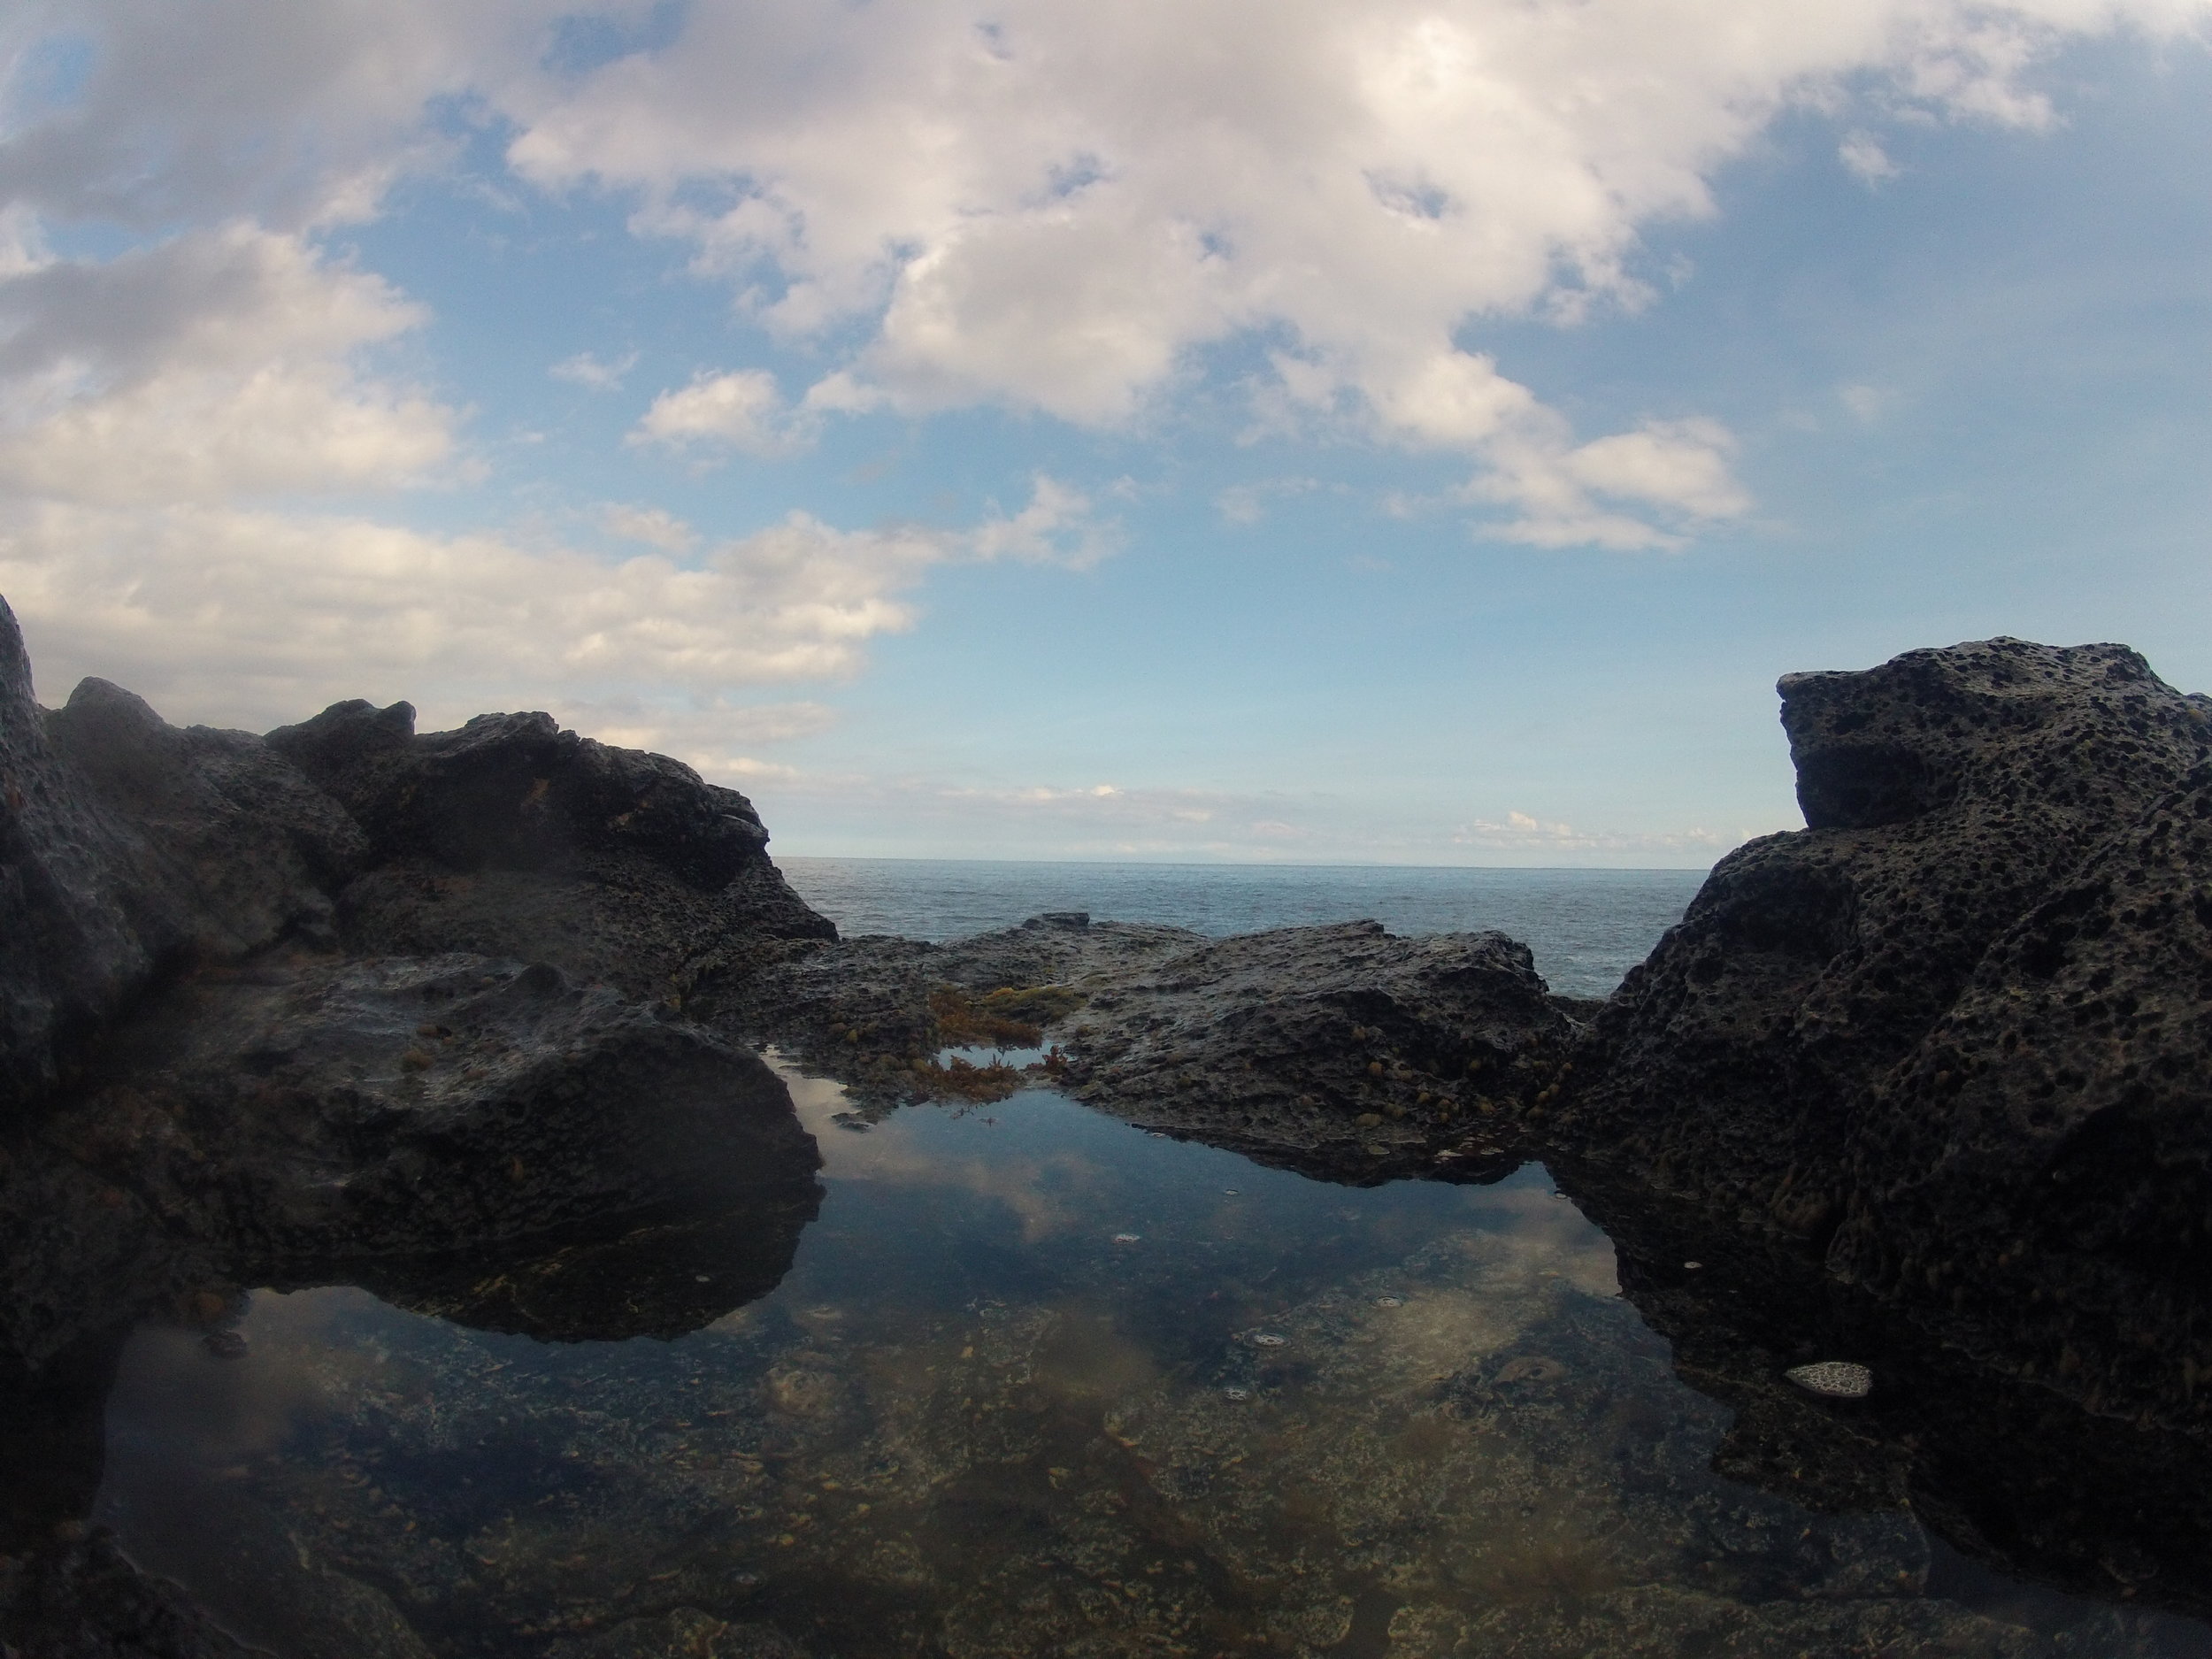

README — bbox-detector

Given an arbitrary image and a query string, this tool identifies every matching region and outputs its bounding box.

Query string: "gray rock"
[1,597,364,1115]
[1563,638,2212,1242]
[265,699,833,1002]
[1827,760,2212,1431]
[1058,921,1577,1182]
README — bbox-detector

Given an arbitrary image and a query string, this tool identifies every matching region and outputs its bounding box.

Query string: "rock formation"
[2,595,834,1335]
[1557,637,2212,1438]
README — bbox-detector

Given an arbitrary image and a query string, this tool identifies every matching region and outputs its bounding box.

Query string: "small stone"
[1374,1296,1403,1309]
[202,1330,248,1360]
[1111,1233,1141,1245]
[1222,1386,1252,1402]
[1248,1333,1287,1348]
[1683,1261,1702,1271]
[1785,1360,1872,1400]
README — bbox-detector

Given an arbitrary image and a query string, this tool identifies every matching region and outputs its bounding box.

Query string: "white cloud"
[551,349,638,389]
[1839,131,1903,182]
[2,0,2204,576]
[1453,808,1735,853]
[630,367,807,456]
[0,0,543,231]
[494,0,2208,544]
[0,222,455,503]
[1466,416,1748,550]
[596,502,696,551]
[0,474,1111,731]
[1839,382,1894,421]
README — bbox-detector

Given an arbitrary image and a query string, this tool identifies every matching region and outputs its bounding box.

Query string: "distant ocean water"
[776,857,1706,1000]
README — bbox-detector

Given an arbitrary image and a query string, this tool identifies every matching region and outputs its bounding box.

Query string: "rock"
[1057,922,1577,1182]
[265,700,833,1001]
[728,915,1576,1183]
[0,1528,261,1659]
[718,912,1194,1096]
[546,1609,810,1658]
[1,602,362,1113]
[46,677,367,956]
[1826,760,2212,1430]
[1564,639,2212,1244]
[59,953,817,1264]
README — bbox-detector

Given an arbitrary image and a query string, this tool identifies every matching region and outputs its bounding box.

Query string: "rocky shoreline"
[5,592,2211,1648]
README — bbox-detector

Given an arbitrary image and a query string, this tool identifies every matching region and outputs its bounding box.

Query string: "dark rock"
[47,677,367,954]
[59,953,817,1265]
[1563,639,2212,1243]
[2,602,362,1114]
[726,915,1574,1183]
[546,1610,810,1658]
[265,699,833,1000]
[1827,760,2212,1431]
[0,951,821,1369]
[0,1528,261,1659]
[717,915,1195,1095]
[1057,921,1576,1182]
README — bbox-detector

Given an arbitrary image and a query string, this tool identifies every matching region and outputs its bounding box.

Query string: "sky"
[2,2,2209,866]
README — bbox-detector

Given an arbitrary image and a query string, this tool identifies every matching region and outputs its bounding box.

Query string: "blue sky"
[3,4,2208,864]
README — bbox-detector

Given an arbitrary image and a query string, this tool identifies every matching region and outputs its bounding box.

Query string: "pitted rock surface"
[1059,921,1579,1182]
[1564,638,2212,1242]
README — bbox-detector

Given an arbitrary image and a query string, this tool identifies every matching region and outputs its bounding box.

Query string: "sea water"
[84,863,2212,1657]
[777,859,1705,1000]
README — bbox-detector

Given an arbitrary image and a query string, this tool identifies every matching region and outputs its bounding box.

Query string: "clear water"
[82,864,2212,1657]
[780,858,1707,999]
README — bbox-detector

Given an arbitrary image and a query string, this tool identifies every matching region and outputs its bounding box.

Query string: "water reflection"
[55,1067,2204,1657]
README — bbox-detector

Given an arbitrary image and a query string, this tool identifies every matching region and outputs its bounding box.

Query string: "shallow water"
[91,1065,2212,1658]
[62,864,2212,1655]
[778,859,1706,999]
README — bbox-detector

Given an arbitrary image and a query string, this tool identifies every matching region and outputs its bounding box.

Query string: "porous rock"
[1057,921,1578,1182]
[1563,638,2212,1241]
[1827,760,2212,1428]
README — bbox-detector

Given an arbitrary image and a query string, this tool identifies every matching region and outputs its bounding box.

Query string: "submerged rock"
[1784,1360,1872,1399]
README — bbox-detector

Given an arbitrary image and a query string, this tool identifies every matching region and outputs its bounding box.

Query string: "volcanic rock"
[1563,638,2212,1240]
[0,603,364,1112]
[1056,921,1578,1182]
[265,698,833,1000]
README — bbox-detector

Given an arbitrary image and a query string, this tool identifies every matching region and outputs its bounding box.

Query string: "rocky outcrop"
[265,698,833,1001]
[0,608,365,1112]
[1563,640,2210,1230]
[0,594,837,1467]
[722,913,1580,1181]
[1056,921,1578,1182]
[1556,636,2212,1436]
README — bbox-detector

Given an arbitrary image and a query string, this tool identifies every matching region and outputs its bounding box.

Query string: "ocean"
[779,856,1707,1000]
